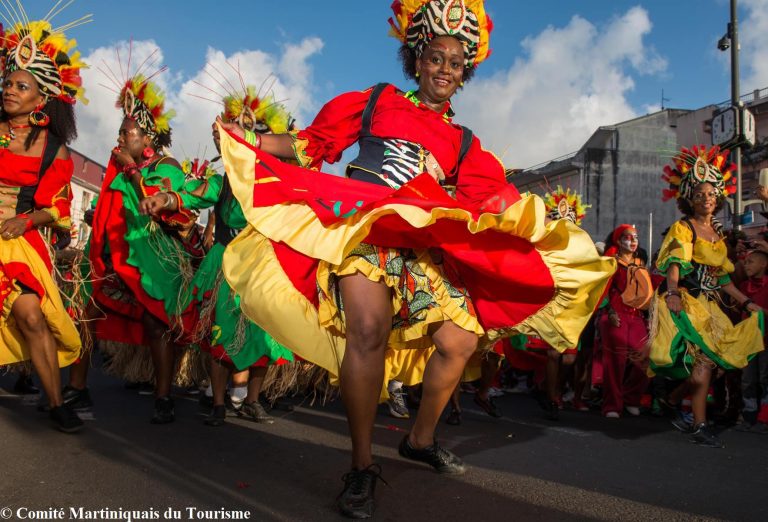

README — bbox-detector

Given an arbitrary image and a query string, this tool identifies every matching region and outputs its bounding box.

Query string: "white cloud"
[741,0,768,93]
[454,6,666,169]
[73,38,324,166]
[73,40,170,163]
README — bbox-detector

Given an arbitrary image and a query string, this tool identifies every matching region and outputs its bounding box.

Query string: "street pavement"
[1,366,766,522]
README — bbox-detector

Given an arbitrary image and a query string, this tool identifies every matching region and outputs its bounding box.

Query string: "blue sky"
[42,0,768,168]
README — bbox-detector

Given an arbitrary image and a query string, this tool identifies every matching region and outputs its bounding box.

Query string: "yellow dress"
[649,220,764,378]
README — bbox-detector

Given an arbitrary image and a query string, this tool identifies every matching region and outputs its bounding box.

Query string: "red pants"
[598,313,649,414]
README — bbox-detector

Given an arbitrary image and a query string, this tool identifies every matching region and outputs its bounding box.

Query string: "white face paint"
[620,232,638,253]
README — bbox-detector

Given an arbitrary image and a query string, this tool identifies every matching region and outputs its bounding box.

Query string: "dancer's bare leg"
[68,300,101,389]
[143,312,174,398]
[410,321,477,448]
[338,273,392,469]
[12,294,62,407]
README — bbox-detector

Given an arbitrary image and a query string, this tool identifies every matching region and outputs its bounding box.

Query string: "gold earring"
[416,71,420,78]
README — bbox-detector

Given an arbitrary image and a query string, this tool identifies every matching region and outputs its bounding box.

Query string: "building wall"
[588,111,684,251]
[68,150,104,248]
[512,101,759,255]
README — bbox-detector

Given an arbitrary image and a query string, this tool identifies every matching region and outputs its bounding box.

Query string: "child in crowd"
[737,250,768,432]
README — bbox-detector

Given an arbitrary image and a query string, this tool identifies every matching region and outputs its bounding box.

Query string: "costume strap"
[360,83,390,137]
[15,132,62,215]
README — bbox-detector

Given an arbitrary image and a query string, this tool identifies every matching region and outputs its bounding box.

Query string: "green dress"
[185,173,293,371]
[88,159,219,383]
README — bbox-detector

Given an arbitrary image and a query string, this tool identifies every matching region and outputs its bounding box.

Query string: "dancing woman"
[72,69,218,423]
[0,7,90,432]
[651,146,764,448]
[217,1,614,517]
[182,86,295,426]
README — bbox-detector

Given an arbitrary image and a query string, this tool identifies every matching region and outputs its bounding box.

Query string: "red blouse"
[294,84,520,212]
[0,147,73,228]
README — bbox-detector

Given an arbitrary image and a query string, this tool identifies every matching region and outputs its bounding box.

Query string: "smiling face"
[415,35,465,105]
[2,70,46,117]
[691,182,719,217]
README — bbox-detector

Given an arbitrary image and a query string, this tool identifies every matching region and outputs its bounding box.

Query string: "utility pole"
[729,0,742,230]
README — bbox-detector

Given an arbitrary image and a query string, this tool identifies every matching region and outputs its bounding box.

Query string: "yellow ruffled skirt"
[219,129,615,400]
[0,235,81,367]
[649,290,764,378]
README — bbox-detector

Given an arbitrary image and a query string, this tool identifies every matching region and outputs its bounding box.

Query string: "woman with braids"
[217,1,614,517]
[651,145,765,448]
[65,67,218,424]
[0,8,89,432]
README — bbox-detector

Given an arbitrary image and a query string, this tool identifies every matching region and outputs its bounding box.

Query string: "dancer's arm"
[665,264,682,313]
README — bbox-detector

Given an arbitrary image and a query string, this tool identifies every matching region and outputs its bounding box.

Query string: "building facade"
[68,149,105,248]
[509,87,768,254]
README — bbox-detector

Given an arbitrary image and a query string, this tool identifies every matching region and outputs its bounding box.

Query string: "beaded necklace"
[0,122,32,148]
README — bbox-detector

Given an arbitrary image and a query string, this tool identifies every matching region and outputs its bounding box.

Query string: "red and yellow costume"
[0,9,88,368]
[219,84,614,392]
[1,151,80,366]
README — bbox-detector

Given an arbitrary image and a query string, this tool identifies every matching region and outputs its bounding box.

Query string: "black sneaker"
[199,394,214,409]
[137,381,155,396]
[337,464,385,519]
[238,401,274,424]
[62,385,93,411]
[445,408,462,426]
[204,404,226,427]
[689,423,724,448]
[150,396,175,424]
[398,435,466,474]
[670,410,694,433]
[14,375,40,395]
[474,392,502,418]
[268,396,295,412]
[542,400,559,421]
[49,404,84,433]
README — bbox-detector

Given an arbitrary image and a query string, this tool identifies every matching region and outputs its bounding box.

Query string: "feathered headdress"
[118,73,174,141]
[0,1,91,104]
[543,185,589,225]
[389,0,493,68]
[191,62,294,134]
[181,157,217,180]
[222,87,292,134]
[661,145,736,202]
[99,43,175,143]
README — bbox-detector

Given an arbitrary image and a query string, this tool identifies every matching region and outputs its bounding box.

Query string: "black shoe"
[150,396,175,424]
[398,435,466,475]
[337,465,385,519]
[543,400,559,421]
[238,400,274,424]
[198,394,214,409]
[670,410,694,433]
[14,375,40,395]
[474,392,502,418]
[689,422,724,448]
[204,405,226,427]
[445,408,462,426]
[268,396,295,412]
[49,404,83,433]
[137,381,155,396]
[62,385,93,411]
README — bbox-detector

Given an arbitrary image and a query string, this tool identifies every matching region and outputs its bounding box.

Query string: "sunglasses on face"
[692,192,718,201]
